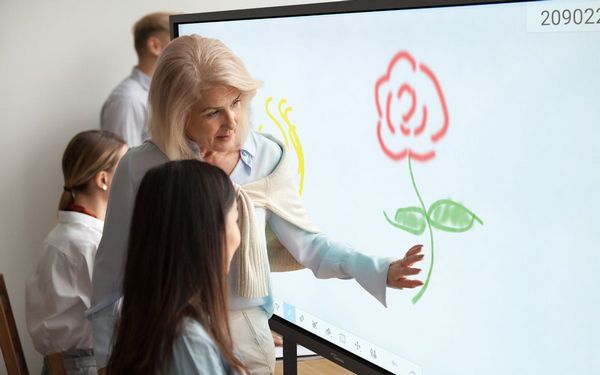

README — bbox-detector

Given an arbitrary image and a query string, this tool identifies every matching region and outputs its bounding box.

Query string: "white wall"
[0,0,338,373]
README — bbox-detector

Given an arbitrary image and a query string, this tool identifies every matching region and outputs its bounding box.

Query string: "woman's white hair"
[148,34,261,160]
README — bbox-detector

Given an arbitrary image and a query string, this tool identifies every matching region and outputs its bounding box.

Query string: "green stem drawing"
[408,156,434,304]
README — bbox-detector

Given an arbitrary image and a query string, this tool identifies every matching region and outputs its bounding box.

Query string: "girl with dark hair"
[107,160,245,375]
[26,130,127,375]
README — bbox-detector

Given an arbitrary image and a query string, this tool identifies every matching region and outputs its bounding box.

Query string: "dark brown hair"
[107,160,245,374]
[59,130,126,210]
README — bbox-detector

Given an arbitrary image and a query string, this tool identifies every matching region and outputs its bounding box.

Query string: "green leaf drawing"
[427,199,483,233]
[383,207,427,235]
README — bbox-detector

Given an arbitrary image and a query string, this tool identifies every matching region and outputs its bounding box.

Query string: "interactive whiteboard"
[176,1,600,373]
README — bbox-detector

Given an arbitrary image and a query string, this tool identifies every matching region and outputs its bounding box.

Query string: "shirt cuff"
[344,252,392,307]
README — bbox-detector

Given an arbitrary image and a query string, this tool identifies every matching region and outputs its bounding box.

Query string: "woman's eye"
[232,96,241,107]
[206,110,219,118]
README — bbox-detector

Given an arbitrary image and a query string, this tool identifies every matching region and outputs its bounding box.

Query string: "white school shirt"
[89,131,391,367]
[26,211,103,354]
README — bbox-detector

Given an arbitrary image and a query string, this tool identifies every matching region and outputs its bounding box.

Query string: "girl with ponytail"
[26,130,126,375]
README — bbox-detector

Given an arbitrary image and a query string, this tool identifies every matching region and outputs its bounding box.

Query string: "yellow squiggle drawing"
[265,97,289,147]
[278,99,305,196]
[259,96,306,196]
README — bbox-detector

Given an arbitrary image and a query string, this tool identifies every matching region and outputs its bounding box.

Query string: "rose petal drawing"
[374,51,449,163]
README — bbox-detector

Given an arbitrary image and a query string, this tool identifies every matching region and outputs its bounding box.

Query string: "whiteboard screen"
[178,1,600,373]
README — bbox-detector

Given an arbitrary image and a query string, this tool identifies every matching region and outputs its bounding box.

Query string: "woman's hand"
[272,331,283,347]
[386,245,425,289]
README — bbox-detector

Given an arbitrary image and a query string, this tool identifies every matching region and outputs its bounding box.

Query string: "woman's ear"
[94,171,108,192]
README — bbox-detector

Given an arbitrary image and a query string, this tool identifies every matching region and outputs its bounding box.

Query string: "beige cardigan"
[235,136,319,299]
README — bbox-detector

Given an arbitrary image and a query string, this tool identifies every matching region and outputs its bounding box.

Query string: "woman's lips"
[216,133,232,141]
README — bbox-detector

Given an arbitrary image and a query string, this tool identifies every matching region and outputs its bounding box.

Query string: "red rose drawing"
[374,51,484,305]
[375,51,449,162]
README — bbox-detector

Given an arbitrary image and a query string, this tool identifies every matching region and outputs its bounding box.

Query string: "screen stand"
[282,336,298,375]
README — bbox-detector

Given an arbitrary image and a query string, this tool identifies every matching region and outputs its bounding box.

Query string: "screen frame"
[269,314,394,374]
[170,0,542,373]
[170,0,533,38]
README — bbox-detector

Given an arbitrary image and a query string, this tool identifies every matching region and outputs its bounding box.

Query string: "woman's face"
[187,86,243,154]
[224,199,241,273]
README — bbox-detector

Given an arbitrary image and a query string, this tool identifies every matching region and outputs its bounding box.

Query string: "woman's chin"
[215,136,238,152]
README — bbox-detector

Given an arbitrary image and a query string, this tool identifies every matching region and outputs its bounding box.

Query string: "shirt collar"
[239,131,256,170]
[58,210,104,233]
[131,66,151,91]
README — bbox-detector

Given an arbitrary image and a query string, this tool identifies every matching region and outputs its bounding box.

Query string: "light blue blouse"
[168,318,239,375]
[88,131,391,368]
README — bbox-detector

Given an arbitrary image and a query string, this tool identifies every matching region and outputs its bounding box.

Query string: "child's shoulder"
[170,318,231,374]
[175,318,219,355]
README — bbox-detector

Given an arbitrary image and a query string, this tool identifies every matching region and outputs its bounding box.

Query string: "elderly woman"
[89,35,424,375]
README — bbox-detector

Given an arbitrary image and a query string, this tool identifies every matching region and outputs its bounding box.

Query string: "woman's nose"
[223,109,236,129]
